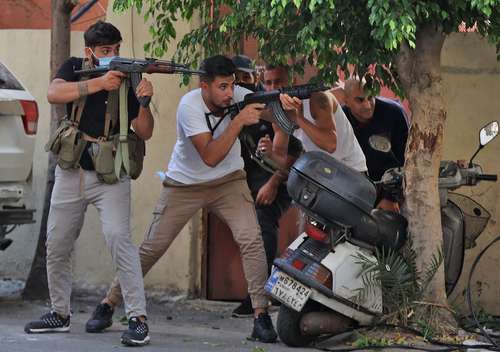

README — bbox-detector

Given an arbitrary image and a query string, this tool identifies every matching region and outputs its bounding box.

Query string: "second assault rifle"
[207,83,329,176]
[75,56,205,107]
[208,83,329,135]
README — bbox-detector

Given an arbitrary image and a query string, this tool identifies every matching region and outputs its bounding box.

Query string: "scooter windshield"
[448,192,490,249]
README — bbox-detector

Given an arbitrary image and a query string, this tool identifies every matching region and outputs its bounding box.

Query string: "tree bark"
[23,0,77,300]
[395,23,455,328]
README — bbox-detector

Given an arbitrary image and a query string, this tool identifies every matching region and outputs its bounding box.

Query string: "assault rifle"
[209,83,329,135]
[207,83,329,176]
[75,57,205,107]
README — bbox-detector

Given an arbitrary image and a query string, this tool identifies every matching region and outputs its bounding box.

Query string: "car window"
[0,62,24,90]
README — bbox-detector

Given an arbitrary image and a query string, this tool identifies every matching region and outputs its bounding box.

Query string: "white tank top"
[293,97,367,172]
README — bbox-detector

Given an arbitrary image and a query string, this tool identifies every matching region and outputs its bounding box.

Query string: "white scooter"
[265,121,499,347]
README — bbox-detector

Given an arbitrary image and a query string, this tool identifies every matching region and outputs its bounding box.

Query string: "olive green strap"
[71,59,92,125]
[114,79,130,179]
[103,90,118,138]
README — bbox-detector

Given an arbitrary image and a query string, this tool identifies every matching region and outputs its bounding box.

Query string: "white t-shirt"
[294,97,368,172]
[166,85,252,184]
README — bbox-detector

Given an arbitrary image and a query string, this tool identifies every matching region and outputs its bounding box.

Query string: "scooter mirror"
[368,134,392,153]
[469,120,499,167]
[479,121,499,147]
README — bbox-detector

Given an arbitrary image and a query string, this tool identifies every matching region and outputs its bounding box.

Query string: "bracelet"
[77,81,89,97]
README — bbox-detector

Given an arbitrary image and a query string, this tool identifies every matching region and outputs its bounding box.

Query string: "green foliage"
[352,238,444,326]
[251,347,267,352]
[415,318,437,340]
[352,334,390,348]
[113,0,500,92]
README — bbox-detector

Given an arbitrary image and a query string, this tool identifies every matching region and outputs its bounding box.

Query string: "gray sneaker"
[24,311,70,333]
[121,317,150,346]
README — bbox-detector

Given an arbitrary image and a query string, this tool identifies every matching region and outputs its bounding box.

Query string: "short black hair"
[199,55,236,82]
[84,21,122,48]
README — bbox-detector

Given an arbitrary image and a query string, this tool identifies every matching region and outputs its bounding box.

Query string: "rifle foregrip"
[138,96,151,108]
[130,72,151,108]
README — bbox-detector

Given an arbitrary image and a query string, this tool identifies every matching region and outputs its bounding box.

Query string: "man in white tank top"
[258,66,367,173]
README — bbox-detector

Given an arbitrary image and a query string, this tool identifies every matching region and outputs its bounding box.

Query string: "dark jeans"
[251,185,292,275]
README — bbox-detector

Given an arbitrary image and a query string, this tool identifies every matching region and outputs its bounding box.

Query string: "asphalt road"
[0,290,317,352]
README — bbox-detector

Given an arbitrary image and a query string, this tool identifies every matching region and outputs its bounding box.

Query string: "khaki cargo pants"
[106,170,270,309]
[46,166,147,318]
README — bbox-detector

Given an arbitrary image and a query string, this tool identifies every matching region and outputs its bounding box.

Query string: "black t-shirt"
[343,97,409,182]
[55,57,140,170]
[241,120,303,195]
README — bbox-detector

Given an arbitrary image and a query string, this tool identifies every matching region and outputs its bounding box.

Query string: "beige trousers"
[46,166,146,318]
[106,170,270,309]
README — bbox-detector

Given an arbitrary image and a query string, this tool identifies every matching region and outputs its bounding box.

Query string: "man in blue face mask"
[24,21,154,347]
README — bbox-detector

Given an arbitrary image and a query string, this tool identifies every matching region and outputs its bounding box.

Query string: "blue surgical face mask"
[98,56,118,67]
[86,48,117,67]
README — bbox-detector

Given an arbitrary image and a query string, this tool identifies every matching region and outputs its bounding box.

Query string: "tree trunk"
[23,0,77,300]
[395,23,456,329]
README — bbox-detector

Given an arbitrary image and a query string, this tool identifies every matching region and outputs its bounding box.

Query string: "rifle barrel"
[74,67,109,75]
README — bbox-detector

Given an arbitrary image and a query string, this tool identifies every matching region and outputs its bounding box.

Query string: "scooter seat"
[370,209,407,250]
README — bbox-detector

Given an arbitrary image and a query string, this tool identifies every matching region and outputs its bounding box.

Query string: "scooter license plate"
[265,269,312,312]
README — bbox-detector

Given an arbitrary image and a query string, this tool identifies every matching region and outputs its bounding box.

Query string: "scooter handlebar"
[476,174,498,181]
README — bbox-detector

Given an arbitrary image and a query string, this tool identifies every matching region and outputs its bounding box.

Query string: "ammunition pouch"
[125,131,145,180]
[91,131,145,185]
[92,138,118,184]
[45,118,87,169]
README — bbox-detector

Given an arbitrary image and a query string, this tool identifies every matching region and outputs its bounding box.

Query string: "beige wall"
[442,33,500,313]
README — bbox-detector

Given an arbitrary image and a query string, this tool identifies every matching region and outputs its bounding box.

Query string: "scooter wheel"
[276,302,319,347]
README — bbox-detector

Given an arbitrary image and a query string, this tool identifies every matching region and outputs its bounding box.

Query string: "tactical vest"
[45,59,145,184]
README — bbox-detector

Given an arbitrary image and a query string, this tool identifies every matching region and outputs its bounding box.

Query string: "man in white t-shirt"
[258,65,367,173]
[91,55,277,343]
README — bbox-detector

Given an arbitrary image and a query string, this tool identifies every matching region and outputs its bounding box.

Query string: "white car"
[0,61,38,250]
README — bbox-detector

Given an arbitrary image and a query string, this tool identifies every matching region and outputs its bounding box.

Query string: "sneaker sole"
[25,326,70,334]
[121,335,150,346]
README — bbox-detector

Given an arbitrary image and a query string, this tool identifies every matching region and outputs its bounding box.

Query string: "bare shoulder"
[310,91,331,110]
[311,90,339,114]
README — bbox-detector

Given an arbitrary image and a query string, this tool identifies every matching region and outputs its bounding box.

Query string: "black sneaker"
[85,303,114,333]
[24,311,70,333]
[250,312,277,343]
[232,296,253,318]
[121,317,150,346]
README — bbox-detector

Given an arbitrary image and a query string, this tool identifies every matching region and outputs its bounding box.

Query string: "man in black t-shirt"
[24,21,153,346]
[54,57,143,170]
[342,78,409,212]
[232,62,303,317]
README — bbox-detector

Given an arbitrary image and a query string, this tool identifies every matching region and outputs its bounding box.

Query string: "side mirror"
[469,120,499,167]
[479,120,499,147]
[368,134,392,153]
